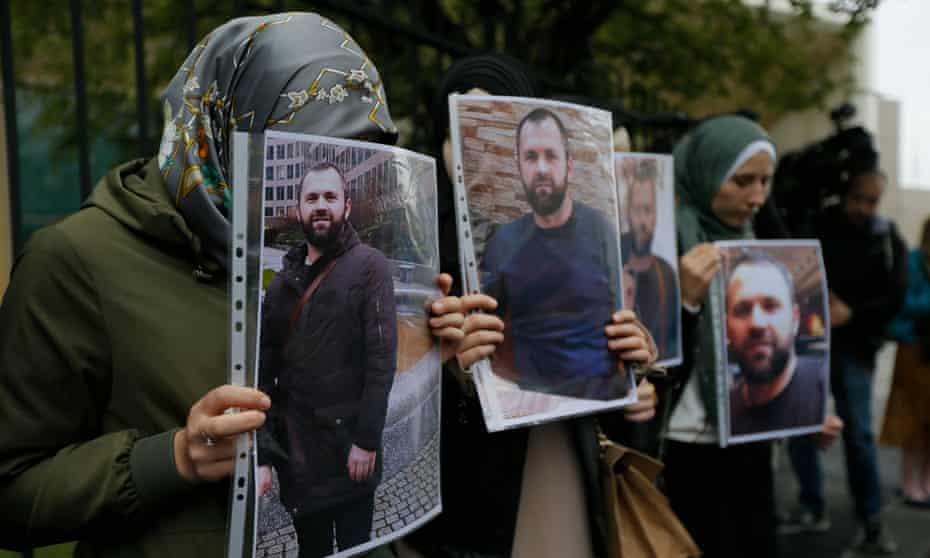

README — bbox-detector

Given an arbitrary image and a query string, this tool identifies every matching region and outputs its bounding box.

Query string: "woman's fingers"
[177,385,272,484]
[624,407,656,423]
[197,409,267,440]
[430,296,462,317]
[458,344,497,369]
[436,273,454,297]
[186,436,237,463]
[623,380,657,423]
[610,309,639,324]
[620,348,652,362]
[429,311,465,331]
[194,385,270,417]
[605,323,641,339]
[608,336,644,352]
[460,294,498,313]
[433,327,466,343]
[459,330,505,352]
[463,313,505,334]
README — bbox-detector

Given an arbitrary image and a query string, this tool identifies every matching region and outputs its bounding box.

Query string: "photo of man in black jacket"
[257,161,398,558]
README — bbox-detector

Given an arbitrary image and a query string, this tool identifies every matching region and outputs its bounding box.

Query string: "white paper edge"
[228,130,251,558]
[711,269,729,448]
[264,130,437,165]
[448,94,507,427]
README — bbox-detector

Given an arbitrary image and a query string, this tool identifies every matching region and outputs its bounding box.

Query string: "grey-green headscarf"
[672,114,775,424]
[157,13,397,270]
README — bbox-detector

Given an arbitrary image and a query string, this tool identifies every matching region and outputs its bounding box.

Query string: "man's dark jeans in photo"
[294,493,375,557]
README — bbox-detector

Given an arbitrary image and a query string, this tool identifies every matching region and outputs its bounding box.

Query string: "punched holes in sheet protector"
[237,476,246,488]
[234,364,242,371]
[235,300,243,310]
[237,233,244,240]
[236,275,243,283]
[236,494,244,501]
[235,322,243,332]
[236,247,243,258]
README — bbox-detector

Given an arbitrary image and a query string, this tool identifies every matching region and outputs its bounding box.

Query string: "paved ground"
[775,344,930,558]
[255,346,441,558]
[255,433,439,558]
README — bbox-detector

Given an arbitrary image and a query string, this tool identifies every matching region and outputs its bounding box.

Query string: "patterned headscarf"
[157,13,397,270]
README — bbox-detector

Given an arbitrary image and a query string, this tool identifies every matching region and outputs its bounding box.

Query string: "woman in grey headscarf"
[158,12,398,273]
[0,13,459,558]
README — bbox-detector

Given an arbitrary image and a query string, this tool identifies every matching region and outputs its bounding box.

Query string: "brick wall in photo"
[456,99,617,258]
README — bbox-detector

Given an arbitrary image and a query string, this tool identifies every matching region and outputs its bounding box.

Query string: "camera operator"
[782,168,907,556]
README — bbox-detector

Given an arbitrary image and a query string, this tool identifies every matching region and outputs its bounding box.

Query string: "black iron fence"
[2,0,692,257]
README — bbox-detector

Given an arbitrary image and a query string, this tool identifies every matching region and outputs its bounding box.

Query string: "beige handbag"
[599,435,702,558]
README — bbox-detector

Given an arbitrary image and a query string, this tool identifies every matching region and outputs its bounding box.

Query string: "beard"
[523,174,568,217]
[630,228,654,257]
[301,209,345,248]
[736,335,791,385]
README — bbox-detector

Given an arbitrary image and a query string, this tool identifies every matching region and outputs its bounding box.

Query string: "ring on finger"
[201,431,218,447]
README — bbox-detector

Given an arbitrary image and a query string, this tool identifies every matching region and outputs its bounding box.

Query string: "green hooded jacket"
[0,159,231,556]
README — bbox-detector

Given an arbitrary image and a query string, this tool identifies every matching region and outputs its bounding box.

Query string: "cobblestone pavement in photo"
[370,432,440,538]
[255,432,440,558]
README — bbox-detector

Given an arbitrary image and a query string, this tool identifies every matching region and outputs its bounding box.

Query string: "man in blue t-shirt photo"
[480,107,626,400]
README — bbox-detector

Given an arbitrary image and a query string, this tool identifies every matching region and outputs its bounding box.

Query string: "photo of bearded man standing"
[257,161,397,557]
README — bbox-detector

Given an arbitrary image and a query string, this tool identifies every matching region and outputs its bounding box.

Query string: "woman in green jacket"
[0,12,450,557]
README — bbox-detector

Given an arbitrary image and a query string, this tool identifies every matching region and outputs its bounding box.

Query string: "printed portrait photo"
[450,95,636,431]
[254,132,441,558]
[615,153,682,367]
[717,240,829,445]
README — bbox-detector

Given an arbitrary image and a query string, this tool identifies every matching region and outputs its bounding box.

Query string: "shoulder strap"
[288,258,338,335]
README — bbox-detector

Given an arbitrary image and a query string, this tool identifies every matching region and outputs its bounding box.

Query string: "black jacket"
[258,223,397,515]
[817,206,908,360]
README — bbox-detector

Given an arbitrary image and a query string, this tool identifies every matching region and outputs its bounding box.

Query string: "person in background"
[0,14,464,557]
[662,114,842,558]
[880,215,930,507]
[785,169,906,556]
[661,114,781,558]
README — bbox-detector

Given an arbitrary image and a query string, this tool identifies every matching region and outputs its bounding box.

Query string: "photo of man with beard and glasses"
[477,105,627,401]
[617,155,681,366]
[721,244,829,442]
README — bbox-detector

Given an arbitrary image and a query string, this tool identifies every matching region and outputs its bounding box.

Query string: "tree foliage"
[8,0,878,161]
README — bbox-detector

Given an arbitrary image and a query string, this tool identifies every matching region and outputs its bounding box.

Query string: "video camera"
[772,103,879,237]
